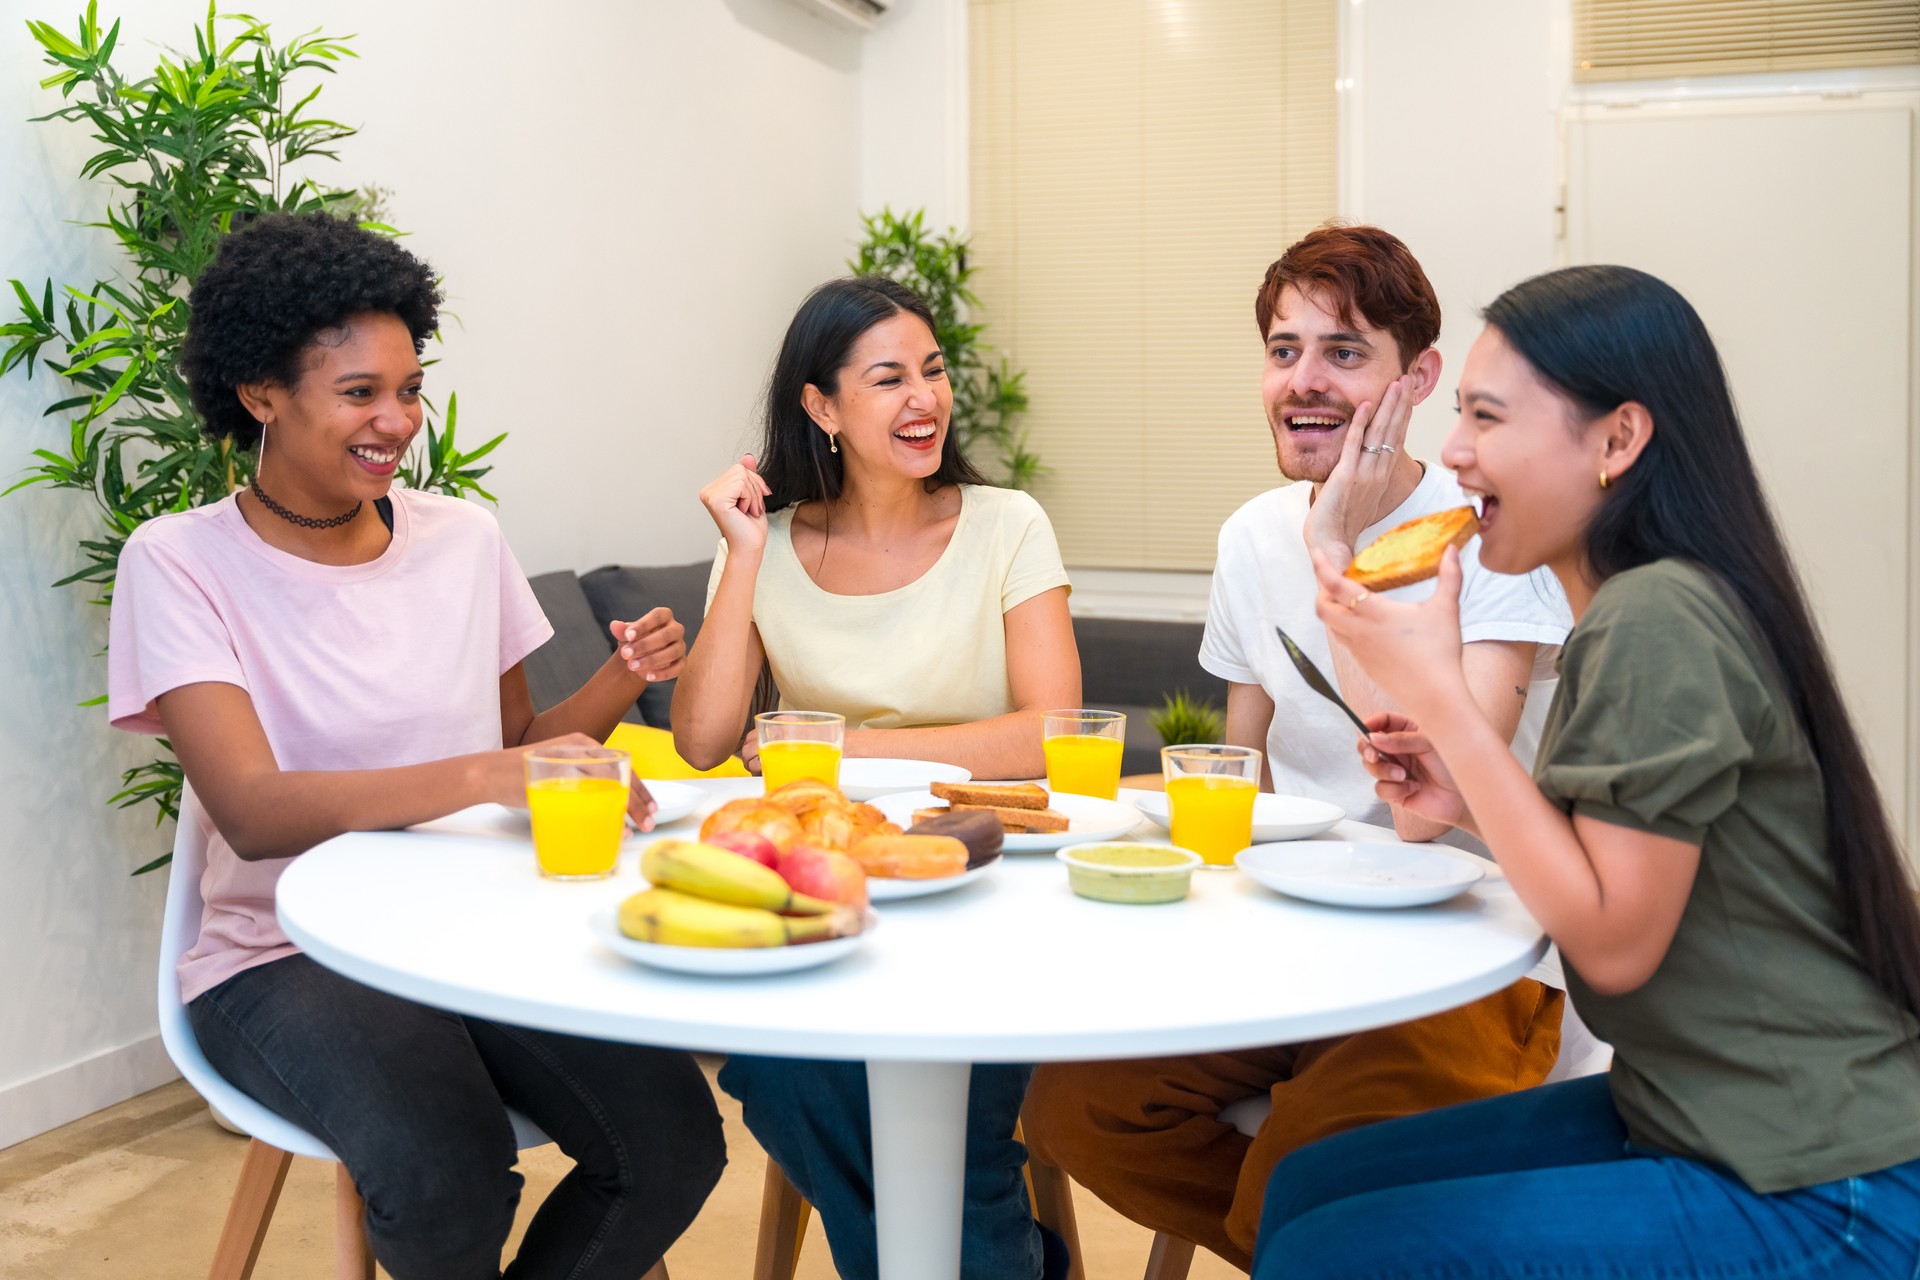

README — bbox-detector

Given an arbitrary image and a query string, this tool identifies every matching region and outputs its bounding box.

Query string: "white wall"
[0,58,176,1147]
[1344,0,1563,460]
[0,0,874,1146]
[859,0,970,233]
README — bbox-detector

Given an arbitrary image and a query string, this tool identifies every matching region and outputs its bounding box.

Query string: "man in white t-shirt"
[1025,225,1573,1271]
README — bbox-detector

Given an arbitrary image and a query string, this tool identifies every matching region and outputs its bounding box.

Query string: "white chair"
[1138,998,1614,1280]
[157,787,613,1280]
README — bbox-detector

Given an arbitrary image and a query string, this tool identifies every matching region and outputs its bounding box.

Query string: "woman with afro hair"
[106,212,725,1279]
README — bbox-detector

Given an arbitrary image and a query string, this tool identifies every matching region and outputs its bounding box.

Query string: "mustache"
[1275,394,1356,416]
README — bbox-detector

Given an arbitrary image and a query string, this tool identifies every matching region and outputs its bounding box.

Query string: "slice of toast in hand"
[1344,506,1477,591]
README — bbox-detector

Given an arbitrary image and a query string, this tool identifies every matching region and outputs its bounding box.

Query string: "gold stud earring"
[1599,469,1610,489]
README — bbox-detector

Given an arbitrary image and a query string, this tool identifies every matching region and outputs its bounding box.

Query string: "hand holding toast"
[1312,543,1471,723]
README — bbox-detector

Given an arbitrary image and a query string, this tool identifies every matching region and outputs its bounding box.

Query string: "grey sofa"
[523,561,1226,776]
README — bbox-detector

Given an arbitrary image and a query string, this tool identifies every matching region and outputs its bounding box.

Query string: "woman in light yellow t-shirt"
[670,276,1081,1280]
[671,276,1079,781]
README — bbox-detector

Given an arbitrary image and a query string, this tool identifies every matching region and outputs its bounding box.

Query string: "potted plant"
[850,207,1040,488]
[2,4,506,868]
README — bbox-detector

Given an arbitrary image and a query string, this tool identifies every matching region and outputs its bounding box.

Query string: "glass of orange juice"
[756,711,845,792]
[525,745,630,881]
[1162,745,1261,869]
[1043,710,1127,799]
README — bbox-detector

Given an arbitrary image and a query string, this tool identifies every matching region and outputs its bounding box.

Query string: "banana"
[618,888,859,949]
[641,839,835,916]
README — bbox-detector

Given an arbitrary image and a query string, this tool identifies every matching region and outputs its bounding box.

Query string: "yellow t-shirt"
[708,485,1071,730]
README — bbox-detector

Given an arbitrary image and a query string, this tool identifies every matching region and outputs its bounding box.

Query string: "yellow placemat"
[607,722,750,780]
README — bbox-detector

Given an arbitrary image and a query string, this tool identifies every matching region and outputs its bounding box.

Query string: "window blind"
[968,0,1338,570]
[1572,0,1920,81]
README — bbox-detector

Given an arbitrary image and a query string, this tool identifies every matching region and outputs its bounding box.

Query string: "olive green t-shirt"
[1534,559,1920,1193]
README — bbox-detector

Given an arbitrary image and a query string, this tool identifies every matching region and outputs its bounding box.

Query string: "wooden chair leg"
[208,1139,292,1280]
[752,1162,812,1280]
[1025,1154,1087,1280]
[1143,1231,1197,1280]
[335,1164,375,1280]
[641,1261,670,1280]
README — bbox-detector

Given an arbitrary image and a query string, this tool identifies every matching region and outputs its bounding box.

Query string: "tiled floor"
[0,1060,1243,1278]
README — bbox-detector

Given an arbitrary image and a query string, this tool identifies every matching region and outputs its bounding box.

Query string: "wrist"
[1301,522,1356,570]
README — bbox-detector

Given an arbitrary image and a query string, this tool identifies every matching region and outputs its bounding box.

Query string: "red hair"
[1255,223,1441,368]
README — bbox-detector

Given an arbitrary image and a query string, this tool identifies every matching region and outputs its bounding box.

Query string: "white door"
[1566,100,1916,851]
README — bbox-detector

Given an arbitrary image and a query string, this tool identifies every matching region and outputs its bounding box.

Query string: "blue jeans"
[1253,1074,1920,1279]
[718,1056,1046,1280]
[191,955,727,1280]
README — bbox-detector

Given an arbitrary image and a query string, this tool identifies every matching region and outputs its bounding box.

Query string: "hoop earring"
[1599,468,1609,490]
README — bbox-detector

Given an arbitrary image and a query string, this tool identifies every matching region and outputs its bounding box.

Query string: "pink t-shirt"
[108,489,553,1002]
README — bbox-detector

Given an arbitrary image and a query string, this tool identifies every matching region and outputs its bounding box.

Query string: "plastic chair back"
[158,785,339,1158]
[157,786,548,1155]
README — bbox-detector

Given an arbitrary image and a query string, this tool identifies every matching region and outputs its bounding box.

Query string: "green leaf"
[26,19,85,58]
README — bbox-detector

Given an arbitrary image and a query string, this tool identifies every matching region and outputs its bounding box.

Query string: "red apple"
[777,843,869,911]
[705,831,781,869]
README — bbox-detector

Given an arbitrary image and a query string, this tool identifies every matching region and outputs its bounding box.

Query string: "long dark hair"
[1484,265,1920,1022]
[756,276,986,510]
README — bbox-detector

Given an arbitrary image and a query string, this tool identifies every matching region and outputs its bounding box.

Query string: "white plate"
[836,758,972,802]
[873,790,1143,853]
[589,906,874,976]
[636,779,703,827]
[1235,842,1484,908]
[865,859,998,901]
[1125,789,1345,843]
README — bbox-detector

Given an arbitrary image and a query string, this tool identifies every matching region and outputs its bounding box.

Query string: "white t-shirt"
[709,484,1071,729]
[108,490,553,1002]
[1200,465,1571,831]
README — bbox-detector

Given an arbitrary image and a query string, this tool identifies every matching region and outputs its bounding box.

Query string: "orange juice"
[1044,733,1124,799]
[1166,774,1257,867]
[527,776,627,879]
[761,739,842,792]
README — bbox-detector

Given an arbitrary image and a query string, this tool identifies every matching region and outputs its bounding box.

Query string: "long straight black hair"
[1484,265,1920,1022]
[756,275,986,512]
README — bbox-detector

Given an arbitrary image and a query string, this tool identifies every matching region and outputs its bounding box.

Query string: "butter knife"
[1274,625,1373,737]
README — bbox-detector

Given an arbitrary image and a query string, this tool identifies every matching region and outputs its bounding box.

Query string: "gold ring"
[1347,589,1370,610]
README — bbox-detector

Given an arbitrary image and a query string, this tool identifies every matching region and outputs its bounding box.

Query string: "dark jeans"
[718,1055,1044,1280]
[1253,1074,1920,1279]
[190,954,726,1280]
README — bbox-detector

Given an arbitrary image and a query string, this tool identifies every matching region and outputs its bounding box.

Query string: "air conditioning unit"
[787,0,890,32]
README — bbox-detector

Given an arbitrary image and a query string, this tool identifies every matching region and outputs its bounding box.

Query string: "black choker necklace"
[249,478,362,530]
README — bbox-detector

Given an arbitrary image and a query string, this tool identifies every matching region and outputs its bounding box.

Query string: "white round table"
[276,778,1545,1280]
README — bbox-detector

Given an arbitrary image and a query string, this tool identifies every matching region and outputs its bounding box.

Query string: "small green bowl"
[1056,842,1203,904]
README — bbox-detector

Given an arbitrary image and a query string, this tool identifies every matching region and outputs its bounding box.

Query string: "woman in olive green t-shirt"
[1253,265,1920,1279]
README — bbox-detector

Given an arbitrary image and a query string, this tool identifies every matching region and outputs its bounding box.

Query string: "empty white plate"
[589,907,875,976]
[866,859,998,901]
[1126,789,1345,843]
[636,780,703,828]
[836,758,972,802]
[873,790,1143,853]
[1236,842,1484,908]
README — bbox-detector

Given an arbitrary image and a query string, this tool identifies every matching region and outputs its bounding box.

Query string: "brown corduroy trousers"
[1023,980,1565,1272]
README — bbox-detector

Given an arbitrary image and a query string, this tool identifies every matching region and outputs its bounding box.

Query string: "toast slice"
[950,801,1071,833]
[912,802,1071,834]
[930,781,1049,810]
[1344,506,1478,591]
